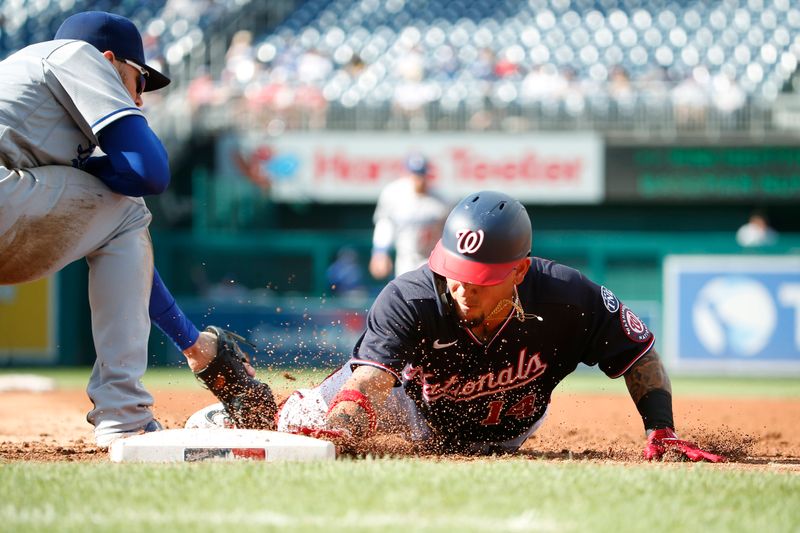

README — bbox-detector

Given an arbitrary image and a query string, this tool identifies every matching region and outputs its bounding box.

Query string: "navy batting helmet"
[428,191,531,285]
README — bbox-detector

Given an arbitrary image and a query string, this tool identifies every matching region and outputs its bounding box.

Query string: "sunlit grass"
[3,367,798,397]
[1,459,797,532]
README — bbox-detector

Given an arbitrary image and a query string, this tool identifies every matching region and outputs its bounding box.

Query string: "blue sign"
[664,256,800,372]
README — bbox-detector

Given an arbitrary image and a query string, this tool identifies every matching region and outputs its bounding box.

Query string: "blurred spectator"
[396,44,425,82]
[162,0,204,23]
[294,84,327,129]
[369,153,449,280]
[494,53,521,79]
[561,67,587,117]
[429,44,460,80]
[671,67,710,128]
[736,211,778,247]
[711,72,746,129]
[609,65,636,114]
[638,65,671,103]
[244,69,290,121]
[222,30,257,93]
[392,44,431,129]
[520,64,569,105]
[297,48,332,84]
[470,48,497,81]
[294,48,331,129]
[326,247,368,296]
[344,54,365,78]
[712,72,746,114]
[186,67,217,113]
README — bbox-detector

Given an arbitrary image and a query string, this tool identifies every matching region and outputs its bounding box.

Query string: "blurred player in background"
[0,11,272,447]
[186,190,723,462]
[369,153,449,280]
[736,210,778,247]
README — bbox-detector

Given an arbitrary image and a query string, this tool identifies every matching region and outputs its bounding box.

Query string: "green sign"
[606,146,800,202]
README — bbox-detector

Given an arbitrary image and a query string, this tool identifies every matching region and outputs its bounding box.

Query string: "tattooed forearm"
[623,350,671,403]
[324,365,395,438]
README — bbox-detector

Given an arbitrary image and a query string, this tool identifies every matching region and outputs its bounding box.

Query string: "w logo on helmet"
[456,229,485,254]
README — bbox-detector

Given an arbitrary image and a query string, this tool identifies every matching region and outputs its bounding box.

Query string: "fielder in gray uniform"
[369,154,449,280]
[0,11,265,447]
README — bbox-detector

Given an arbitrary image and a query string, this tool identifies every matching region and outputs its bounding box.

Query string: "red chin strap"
[327,389,378,436]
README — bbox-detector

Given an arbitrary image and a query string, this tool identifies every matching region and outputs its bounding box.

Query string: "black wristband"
[635,389,674,431]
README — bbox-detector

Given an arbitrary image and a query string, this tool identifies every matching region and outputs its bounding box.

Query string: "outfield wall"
[2,134,799,375]
[3,229,797,376]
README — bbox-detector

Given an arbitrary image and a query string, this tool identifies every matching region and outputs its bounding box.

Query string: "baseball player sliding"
[0,11,272,448]
[186,191,724,461]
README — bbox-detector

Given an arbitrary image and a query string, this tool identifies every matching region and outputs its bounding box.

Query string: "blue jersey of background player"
[189,190,723,461]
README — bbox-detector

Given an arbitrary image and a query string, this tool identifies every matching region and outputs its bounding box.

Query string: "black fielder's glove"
[194,326,277,430]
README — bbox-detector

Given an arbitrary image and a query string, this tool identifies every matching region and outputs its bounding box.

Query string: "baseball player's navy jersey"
[352,259,654,449]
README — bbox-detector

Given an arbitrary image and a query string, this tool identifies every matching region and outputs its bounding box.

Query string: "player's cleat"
[95,419,163,449]
[194,326,277,430]
[185,402,234,429]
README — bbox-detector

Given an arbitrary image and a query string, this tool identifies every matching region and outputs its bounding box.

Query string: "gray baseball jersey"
[0,39,156,443]
[372,177,449,277]
[0,39,142,169]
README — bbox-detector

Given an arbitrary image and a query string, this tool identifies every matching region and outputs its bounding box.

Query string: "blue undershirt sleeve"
[83,114,170,196]
[149,268,200,351]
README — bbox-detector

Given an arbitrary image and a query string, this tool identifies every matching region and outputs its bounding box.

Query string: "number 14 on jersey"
[480,394,537,425]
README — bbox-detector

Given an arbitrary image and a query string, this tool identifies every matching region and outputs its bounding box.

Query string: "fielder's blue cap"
[55,11,170,92]
[405,153,430,176]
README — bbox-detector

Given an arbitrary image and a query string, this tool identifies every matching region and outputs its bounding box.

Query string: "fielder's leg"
[84,212,156,443]
[0,166,158,445]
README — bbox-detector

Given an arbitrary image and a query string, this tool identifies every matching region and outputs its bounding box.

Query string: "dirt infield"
[1,386,798,467]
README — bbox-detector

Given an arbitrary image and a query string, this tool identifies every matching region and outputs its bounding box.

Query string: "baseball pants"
[277,360,548,453]
[0,165,156,439]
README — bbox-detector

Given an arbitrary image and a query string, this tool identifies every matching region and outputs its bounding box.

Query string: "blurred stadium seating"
[0,0,295,155]
[210,0,800,136]
[5,0,800,137]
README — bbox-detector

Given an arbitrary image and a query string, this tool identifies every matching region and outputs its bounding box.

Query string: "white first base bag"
[109,428,336,463]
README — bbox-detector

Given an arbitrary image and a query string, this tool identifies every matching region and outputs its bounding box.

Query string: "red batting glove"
[644,428,726,463]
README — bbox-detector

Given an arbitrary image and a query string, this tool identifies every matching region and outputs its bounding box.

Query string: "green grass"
[1,369,797,532]
[0,367,330,392]
[556,372,800,398]
[0,459,797,532]
[3,367,799,397]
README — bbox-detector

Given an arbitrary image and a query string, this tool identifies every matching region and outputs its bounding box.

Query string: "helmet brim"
[428,240,521,286]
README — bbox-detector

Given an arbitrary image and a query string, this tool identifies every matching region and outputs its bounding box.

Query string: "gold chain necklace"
[484,286,543,324]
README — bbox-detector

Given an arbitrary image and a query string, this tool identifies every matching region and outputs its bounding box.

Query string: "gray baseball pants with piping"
[0,165,155,440]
